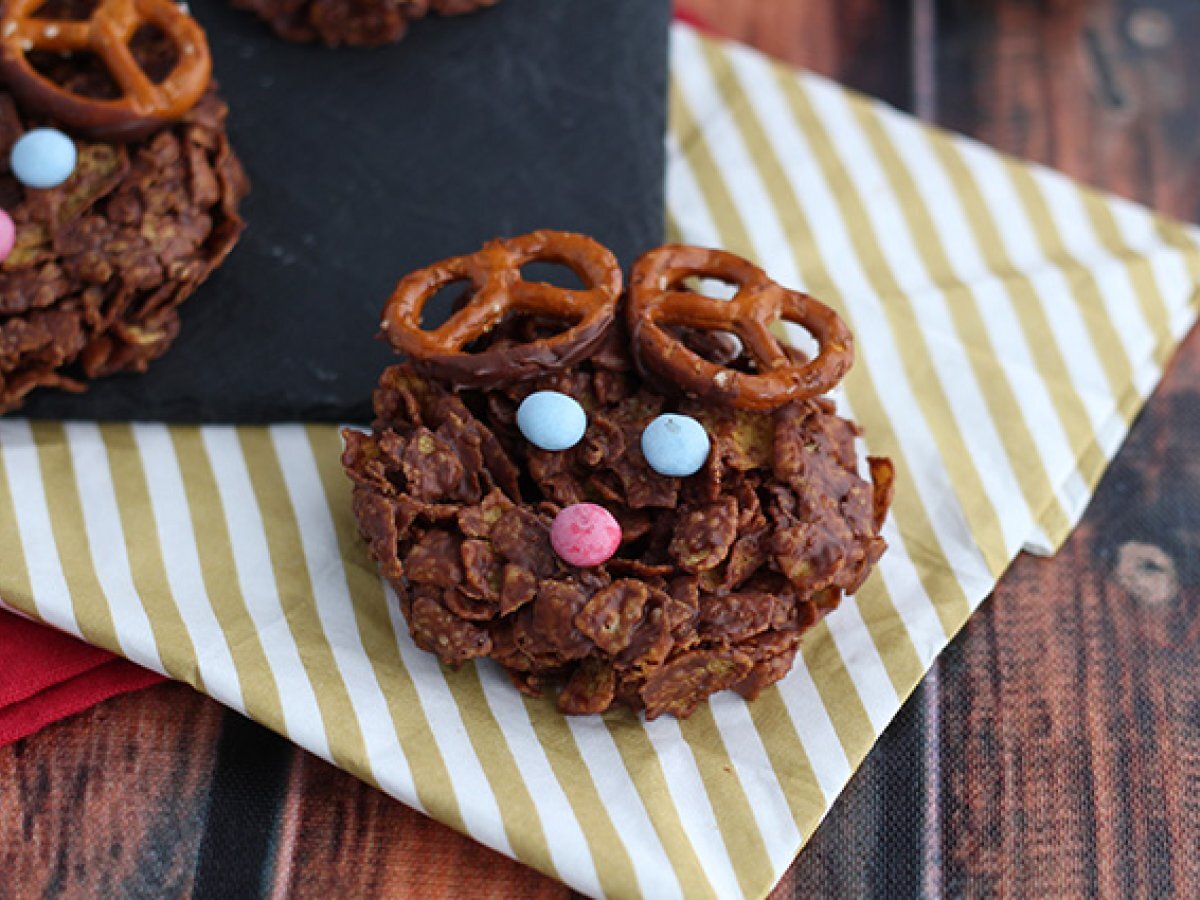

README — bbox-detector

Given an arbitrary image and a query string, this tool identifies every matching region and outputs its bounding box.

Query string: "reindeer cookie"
[343,230,894,719]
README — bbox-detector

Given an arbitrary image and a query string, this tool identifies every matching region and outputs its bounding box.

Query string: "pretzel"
[628,245,853,411]
[382,230,622,387]
[0,0,211,139]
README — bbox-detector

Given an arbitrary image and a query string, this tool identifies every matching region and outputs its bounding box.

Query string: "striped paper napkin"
[2,24,1198,899]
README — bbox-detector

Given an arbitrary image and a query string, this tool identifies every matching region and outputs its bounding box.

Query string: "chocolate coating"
[344,297,893,719]
[231,0,498,47]
[382,230,622,389]
[0,73,247,412]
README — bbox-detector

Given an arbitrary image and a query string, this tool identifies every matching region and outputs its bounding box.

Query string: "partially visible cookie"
[0,0,248,413]
[231,0,499,47]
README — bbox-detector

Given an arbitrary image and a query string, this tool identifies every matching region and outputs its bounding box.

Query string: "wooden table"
[3,1,1199,896]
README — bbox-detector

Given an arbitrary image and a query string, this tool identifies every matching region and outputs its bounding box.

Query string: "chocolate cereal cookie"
[0,0,248,413]
[231,0,499,47]
[342,231,894,719]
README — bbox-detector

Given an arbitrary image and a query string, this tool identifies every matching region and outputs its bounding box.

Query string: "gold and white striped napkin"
[1,24,1197,899]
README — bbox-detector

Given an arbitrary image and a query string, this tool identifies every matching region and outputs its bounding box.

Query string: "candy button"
[551,503,621,567]
[641,413,711,477]
[517,390,587,451]
[10,129,77,190]
[0,210,13,264]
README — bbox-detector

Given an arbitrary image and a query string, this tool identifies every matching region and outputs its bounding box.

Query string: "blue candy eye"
[641,413,710,477]
[517,390,587,451]
[10,129,76,190]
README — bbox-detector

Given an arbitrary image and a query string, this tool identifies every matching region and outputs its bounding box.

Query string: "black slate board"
[22,0,670,422]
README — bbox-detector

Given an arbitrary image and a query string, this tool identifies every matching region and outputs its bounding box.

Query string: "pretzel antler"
[0,0,211,139]
[628,245,853,411]
[382,230,622,387]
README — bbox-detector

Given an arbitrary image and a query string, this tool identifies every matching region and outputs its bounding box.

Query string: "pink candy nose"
[550,503,622,567]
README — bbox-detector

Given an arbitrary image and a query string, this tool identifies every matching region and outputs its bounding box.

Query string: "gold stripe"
[668,76,758,260]
[677,707,776,898]
[422,663,560,882]
[665,214,683,245]
[237,427,371,775]
[1162,221,1200,335]
[98,424,204,688]
[0,435,34,610]
[1080,192,1175,367]
[1148,218,1200,381]
[300,426,468,834]
[747,690,827,835]
[1002,159,1135,410]
[853,577,925,689]
[605,716,719,899]
[1074,192,1182,478]
[850,98,1072,541]
[682,41,969,643]
[799,620,876,753]
[63,425,174,672]
[775,72,1010,576]
[1152,217,1200,287]
[171,428,286,730]
[928,140,1108,547]
[519,701,643,899]
[29,421,118,649]
[1173,225,1200,281]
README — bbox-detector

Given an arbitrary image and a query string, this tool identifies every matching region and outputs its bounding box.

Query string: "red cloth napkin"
[672,7,712,31]
[0,610,163,746]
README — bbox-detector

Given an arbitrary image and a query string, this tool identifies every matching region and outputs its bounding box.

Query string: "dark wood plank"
[934,0,1200,219]
[266,751,569,900]
[934,322,1200,897]
[0,684,223,897]
[681,0,915,111]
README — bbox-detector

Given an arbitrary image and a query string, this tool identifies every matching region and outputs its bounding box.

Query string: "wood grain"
[934,0,1200,220]
[682,0,915,110]
[267,752,565,900]
[0,684,223,898]
[929,323,1200,898]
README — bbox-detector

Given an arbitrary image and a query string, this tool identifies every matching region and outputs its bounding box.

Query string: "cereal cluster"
[0,11,247,413]
[343,325,893,719]
[233,0,498,47]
